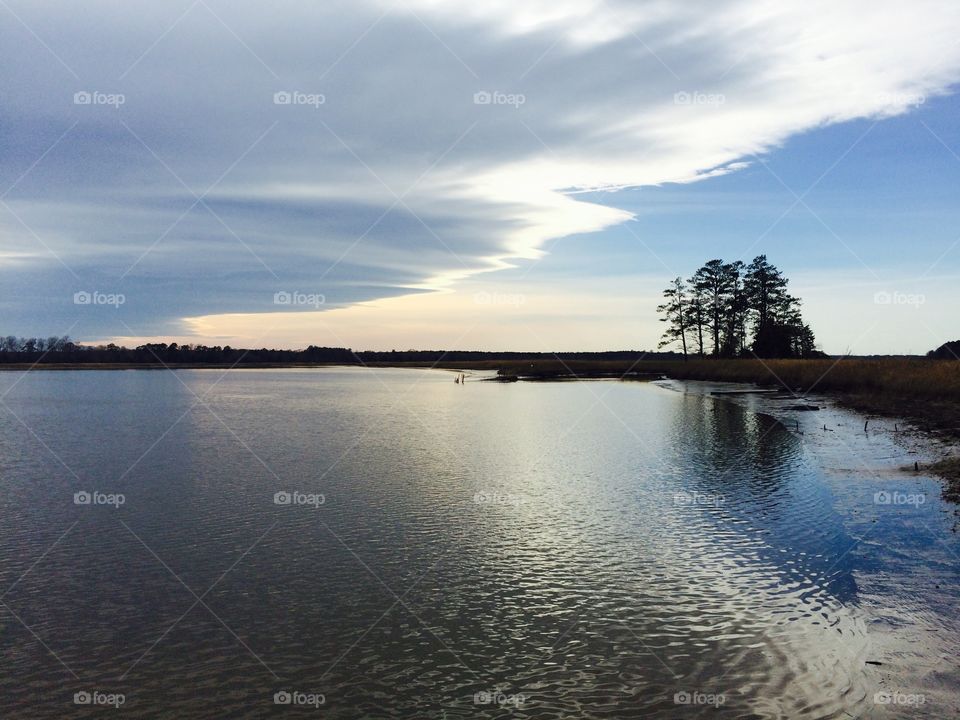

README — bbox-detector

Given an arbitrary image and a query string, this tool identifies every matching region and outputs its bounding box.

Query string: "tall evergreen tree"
[685,282,707,357]
[744,255,788,332]
[657,277,689,358]
[691,259,731,356]
[721,260,747,357]
[796,322,817,357]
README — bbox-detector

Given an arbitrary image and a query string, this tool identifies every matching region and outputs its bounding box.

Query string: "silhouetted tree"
[744,255,788,332]
[685,283,707,357]
[657,277,689,358]
[928,340,960,359]
[692,259,732,356]
[721,260,747,356]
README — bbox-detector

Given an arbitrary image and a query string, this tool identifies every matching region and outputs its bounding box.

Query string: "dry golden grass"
[638,358,960,399]
[481,357,960,400]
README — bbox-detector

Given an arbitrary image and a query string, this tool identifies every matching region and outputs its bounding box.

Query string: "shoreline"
[3,358,958,499]
[468,358,960,496]
[661,378,960,705]
[655,378,960,514]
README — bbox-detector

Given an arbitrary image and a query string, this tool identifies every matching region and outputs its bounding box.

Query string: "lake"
[0,367,957,718]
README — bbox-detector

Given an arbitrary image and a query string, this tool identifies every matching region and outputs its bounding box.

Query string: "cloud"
[1,0,959,342]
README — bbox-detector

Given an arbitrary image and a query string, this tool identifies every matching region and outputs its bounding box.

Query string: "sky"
[2,0,959,355]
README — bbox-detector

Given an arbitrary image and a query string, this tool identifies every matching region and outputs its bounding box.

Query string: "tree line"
[0,338,357,365]
[1,336,77,353]
[657,255,821,359]
[0,339,685,365]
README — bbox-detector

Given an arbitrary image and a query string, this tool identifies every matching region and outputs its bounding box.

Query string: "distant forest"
[0,338,684,366]
[657,255,822,359]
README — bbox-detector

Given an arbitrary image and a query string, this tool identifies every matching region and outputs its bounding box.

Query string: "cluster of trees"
[657,255,821,359]
[928,341,960,360]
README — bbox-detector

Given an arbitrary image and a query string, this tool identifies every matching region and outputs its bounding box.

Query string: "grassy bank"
[486,357,960,427]
[485,357,960,405]
[485,356,951,390]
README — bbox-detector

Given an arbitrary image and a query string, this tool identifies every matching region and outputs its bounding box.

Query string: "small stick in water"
[864,420,869,433]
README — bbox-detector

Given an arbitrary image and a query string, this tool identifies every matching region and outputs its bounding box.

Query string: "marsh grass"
[481,357,960,397]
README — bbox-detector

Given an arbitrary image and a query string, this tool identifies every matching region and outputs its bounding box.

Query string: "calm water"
[0,368,957,718]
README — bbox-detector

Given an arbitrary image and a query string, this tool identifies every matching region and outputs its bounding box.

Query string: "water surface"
[0,368,957,718]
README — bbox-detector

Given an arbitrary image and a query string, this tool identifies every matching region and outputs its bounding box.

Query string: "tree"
[721,260,747,357]
[752,323,792,358]
[685,283,707,356]
[692,259,732,356]
[744,255,788,332]
[743,256,816,358]
[795,322,817,357]
[928,340,960,359]
[657,277,689,358]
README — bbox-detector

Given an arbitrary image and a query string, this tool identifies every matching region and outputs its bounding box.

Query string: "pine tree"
[744,255,789,333]
[721,260,747,356]
[691,259,731,356]
[657,277,689,358]
[685,283,707,356]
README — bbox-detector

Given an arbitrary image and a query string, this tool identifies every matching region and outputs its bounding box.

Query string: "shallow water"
[0,368,956,718]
